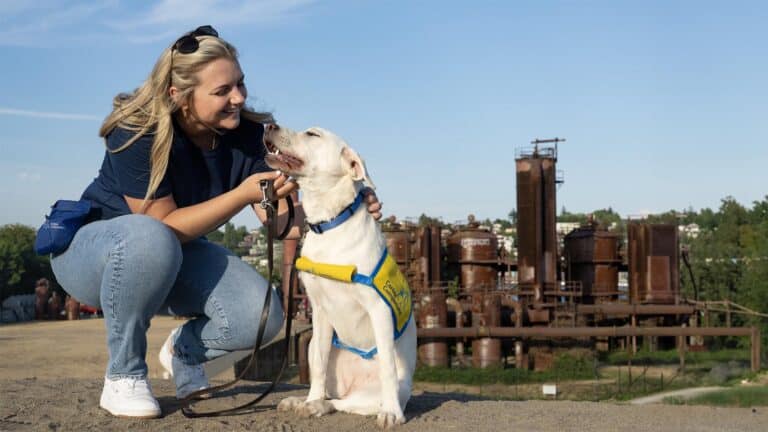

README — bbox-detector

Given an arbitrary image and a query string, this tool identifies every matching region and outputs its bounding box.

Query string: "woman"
[50,26,381,418]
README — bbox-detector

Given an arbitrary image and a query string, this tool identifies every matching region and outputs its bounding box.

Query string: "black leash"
[181,179,296,417]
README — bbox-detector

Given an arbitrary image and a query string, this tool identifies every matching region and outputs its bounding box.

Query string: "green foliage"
[447,276,460,299]
[666,386,768,407]
[508,209,517,224]
[208,222,249,256]
[558,206,623,230]
[0,224,54,301]
[417,213,446,228]
[604,348,751,366]
[677,196,768,350]
[206,227,224,243]
[414,356,594,386]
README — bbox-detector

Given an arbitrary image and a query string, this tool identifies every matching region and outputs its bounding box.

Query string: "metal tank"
[446,215,502,368]
[515,141,559,308]
[417,289,449,367]
[563,224,620,304]
[382,217,412,277]
[628,223,679,304]
[446,215,499,291]
[414,225,442,291]
[471,292,502,368]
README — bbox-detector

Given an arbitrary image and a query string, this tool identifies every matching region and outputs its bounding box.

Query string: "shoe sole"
[100,406,161,419]
[177,390,213,401]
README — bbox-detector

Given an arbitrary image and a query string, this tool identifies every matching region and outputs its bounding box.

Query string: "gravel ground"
[0,318,765,432]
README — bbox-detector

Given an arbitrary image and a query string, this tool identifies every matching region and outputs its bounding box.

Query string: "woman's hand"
[239,171,299,204]
[362,188,383,221]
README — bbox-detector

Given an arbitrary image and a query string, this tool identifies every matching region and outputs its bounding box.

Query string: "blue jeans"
[51,214,284,379]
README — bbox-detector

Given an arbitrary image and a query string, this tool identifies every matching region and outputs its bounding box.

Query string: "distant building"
[497,235,515,253]
[679,223,700,239]
[556,222,580,236]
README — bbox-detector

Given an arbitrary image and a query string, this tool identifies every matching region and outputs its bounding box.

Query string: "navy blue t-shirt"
[82,119,271,220]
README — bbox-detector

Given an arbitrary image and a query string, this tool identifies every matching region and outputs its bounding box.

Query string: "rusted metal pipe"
[65,296,79,320]
[445,297,468,366]
[418,290,449,367]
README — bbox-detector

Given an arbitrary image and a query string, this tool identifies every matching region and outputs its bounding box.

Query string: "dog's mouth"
[264,138,278,154]
[264,140,304,173]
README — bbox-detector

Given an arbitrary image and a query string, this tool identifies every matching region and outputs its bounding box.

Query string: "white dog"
[263,124,417,429]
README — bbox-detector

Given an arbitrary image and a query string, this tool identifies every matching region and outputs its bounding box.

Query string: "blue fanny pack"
[34,199,92,255]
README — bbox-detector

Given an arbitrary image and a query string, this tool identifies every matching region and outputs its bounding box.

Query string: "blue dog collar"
[308,191,365,234]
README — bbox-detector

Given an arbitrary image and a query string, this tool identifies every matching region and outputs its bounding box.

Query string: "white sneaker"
[99,376,161,418]
[159,326,211,399]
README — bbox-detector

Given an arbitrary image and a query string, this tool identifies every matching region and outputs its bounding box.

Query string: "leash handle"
[259,179,275,211]
[180,178,297,418]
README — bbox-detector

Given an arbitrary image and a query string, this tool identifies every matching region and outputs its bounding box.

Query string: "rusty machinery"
[447,215,504,368]
[382,218,448,367]
[307,137,761,375]
[515,139,563,323]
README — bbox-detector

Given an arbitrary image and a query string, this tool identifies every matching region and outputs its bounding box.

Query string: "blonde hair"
[99,34,273,207]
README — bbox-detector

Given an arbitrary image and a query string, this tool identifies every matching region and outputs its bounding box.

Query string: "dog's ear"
[341,147,376,189]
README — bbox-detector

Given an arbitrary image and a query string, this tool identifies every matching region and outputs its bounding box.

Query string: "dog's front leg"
[279,304,336,417]
[370,304,405,428]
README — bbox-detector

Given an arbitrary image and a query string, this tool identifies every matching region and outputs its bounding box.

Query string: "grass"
[664,386,768,407]
[604,348,750,366]
[414,353,595,386]
[413,348,759,402]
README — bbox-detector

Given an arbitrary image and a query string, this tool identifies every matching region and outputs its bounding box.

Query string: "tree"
[418,213,444,228]
[508,209,517,224]
[206,227,224,243]
[220,222,249,255]
[493,218,512,230]
[0,224,54,301]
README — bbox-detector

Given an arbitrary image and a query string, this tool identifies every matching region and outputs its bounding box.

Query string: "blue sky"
[1,0,766,230]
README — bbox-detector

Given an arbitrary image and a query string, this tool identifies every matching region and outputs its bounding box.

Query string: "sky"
[1,0,766,230]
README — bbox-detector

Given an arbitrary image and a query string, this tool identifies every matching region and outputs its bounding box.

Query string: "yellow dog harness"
[296,249,412,359]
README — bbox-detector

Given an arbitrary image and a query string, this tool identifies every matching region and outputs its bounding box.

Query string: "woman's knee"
[117,215,182,275]
[225,285,285,349]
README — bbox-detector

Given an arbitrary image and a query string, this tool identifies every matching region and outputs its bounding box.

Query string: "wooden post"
[751,326,761,373]
[631,314,637,354]
[678,323,687,371]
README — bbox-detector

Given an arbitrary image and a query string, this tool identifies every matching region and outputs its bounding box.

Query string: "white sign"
[461,238,491,248]
[542,384,557,396]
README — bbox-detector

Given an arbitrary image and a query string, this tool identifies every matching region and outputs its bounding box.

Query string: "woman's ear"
[169,86,188,114]
[169,86,181,105]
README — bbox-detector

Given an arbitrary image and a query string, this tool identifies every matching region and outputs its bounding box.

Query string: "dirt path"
[1,318,766,432]
[629,387,729,405]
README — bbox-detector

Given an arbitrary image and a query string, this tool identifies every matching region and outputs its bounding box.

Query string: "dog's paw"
[277,396,304,412]
[298,399,335,418]
[376,411,405,429]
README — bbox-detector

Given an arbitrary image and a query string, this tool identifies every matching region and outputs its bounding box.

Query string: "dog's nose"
[265,123,280,131]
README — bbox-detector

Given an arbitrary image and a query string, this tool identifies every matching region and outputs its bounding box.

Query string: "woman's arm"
[126,171,297,242]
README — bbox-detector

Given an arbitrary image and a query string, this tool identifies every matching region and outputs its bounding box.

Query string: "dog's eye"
[305,131,320,137]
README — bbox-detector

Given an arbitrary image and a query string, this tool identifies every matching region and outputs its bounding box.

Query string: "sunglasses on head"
[173,25,219,54]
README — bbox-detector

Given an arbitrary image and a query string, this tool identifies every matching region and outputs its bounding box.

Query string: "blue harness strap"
[307,191,365,234]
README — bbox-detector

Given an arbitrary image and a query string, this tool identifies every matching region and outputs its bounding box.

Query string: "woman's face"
[183,58,247,133]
